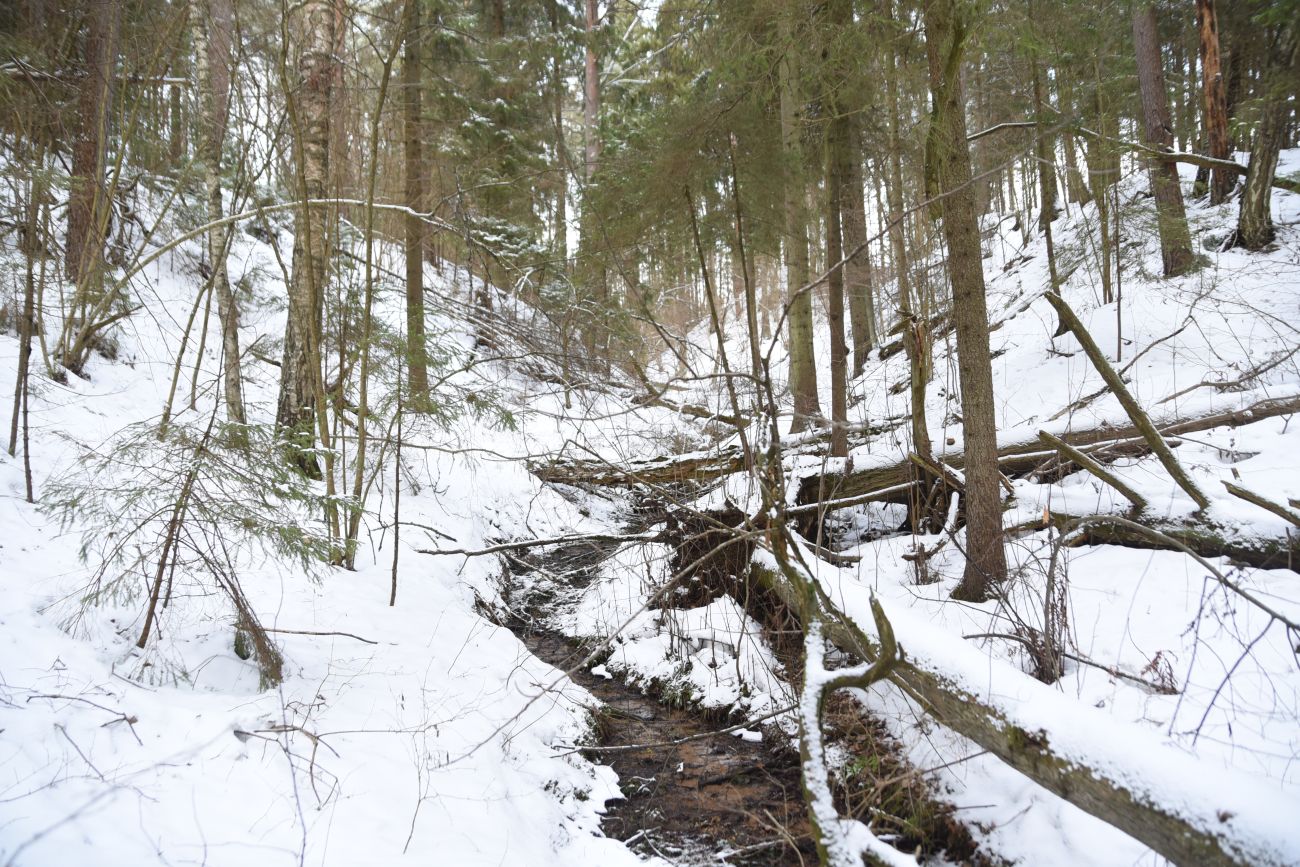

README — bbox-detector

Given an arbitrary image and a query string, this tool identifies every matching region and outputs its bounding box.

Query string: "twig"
[54,723,105,781]
[417,531,660,558]
[1039,430,1147,510]
[264,628,381,645]
[963,633,1176,694]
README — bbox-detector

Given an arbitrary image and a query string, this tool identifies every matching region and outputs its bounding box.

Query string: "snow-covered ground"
[574,156,1300,864]
[2,147,1299,867]
[0,176,691,866]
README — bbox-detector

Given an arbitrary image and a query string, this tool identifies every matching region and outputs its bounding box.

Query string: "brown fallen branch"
[1045,292,1210,510]
[796,395,1300,509]
[1017,509,1299,570]
[538,396,1300,518]
[264,628,381,645]
[1038,430,1147,510]
[963,632,1177,694]
[533,419,903,488]
[1222,482,1300,529]
[417,531,662,558]
[1158,345,1300,405]
[1074,124,1300,196]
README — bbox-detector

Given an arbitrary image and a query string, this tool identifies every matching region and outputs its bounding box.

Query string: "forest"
[1,0,1299,864]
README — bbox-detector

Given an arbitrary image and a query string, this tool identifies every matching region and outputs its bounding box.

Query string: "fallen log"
[534,397,1300,497]
[533,418,905,488]
[743,546,1299,867]
[1045,293,1210,509]
[798,394,1300,507]
[1024,510,1299,570]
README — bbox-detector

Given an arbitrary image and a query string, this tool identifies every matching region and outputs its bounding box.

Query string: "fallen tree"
[1010,510,1299,570]
[796,394,1300,507]
[534,396,1300,497]
[734,529,1300,867]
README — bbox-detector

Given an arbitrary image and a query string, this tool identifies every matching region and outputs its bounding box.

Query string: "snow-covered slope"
[0,177,694,866]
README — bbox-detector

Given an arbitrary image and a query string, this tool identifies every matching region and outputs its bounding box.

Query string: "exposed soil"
[514,623,817,865]
[496,501,994,866]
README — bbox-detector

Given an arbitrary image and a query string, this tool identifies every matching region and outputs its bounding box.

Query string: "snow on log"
[747,551,1300,867]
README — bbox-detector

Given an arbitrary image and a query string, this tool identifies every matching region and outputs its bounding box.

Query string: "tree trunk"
[924,0,1007,601]
[779,14,821,433]
[1133,4,1195,277]
[277,0,335,475]
[1029,39,1059,232]
[196,0,245,429]
[583,0,600,182]
[66,0,120,292]
[1196,0,1234,204]
[1062,131,1092,205]
[548,0,568,272]
[1084,75,1119,304]
[1235,25,1298,251]
[844,124,876,375]
[885,0,931,472]
[403,0,429,404]
[823,0,851,459]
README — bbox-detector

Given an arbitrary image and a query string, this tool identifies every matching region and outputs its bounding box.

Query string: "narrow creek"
[498,524,817,865]
[514,623,815,865]
[496,507,990,866]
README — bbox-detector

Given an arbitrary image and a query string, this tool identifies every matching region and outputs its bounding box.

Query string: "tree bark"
[1133,4,1195,277]
[1196,0,1234,204]
[923,0,1007,600]
[884,0,931,473]
[844,124,876,375]
[277,0,335,475]
[402,0,429,404]
[779,15,821,433]
[583,0,600,182]
[66,0,120,292]
[548,0,568,272]
[196,0,245,429]
[1235,24,1298,251]
[1083,76,1119,304]
[824,100,850,459]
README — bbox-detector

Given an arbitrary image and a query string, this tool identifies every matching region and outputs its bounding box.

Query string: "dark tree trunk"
[1196,0,1234,204]
[823,0,851,459]
[779,13,820,433]
[403,0,429,404]
[844,123,876,375]
[196,0,245,429]
[1133,4,1196,277]
[1235,25,1298,250]
[66,0,120,290]
[923,0,1008,601]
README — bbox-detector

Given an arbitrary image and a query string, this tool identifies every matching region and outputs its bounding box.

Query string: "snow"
[644,155,1300,863]
[0,174,674,866]
[3,134,1299,867]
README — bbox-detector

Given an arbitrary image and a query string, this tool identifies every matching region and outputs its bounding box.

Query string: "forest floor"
[2,151,1300,866]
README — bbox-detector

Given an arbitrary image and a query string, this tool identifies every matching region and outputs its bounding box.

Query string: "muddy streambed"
[498,521,988,865]
[512,622,816,864]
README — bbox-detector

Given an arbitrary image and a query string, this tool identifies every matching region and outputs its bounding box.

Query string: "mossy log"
[1023,511,1300,570]
[744,553,1294,867]
[797,395,1300,507]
